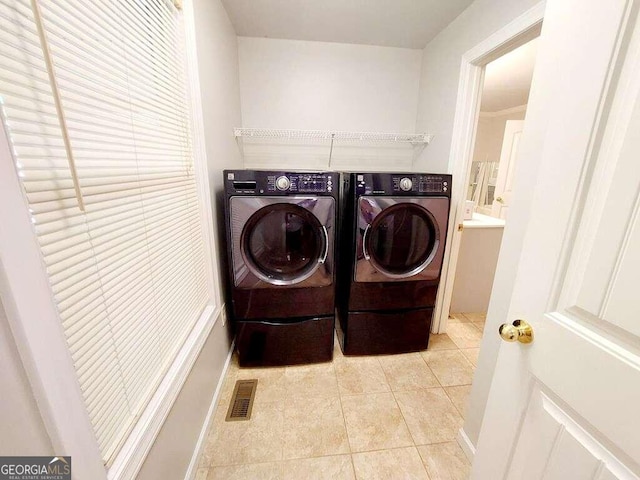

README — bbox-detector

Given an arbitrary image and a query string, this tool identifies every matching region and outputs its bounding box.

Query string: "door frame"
[432,2,545,334]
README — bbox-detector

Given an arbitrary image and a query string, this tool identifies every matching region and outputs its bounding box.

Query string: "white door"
[473,0,640,479]
[491,120,524,219]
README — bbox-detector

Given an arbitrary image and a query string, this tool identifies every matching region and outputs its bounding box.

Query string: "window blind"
[0,0,209,464]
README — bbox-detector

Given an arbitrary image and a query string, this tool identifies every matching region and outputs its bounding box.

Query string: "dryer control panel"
[354,173,452,197]
[267,173,334,193]
[225,170,338,196]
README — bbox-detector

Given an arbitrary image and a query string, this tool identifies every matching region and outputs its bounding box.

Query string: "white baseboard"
[457,427,476,463]
[183,339,235,480]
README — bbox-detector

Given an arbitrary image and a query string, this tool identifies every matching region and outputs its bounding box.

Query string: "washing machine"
[224,170,338,366]
[336,172,452,355]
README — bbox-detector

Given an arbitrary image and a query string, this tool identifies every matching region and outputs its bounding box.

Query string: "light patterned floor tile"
[461,313,487,332]
[446,322,483,349]
[417,442,471,480]
[449,313,472,323]
[284,362,339,399]
[282,455,355,480]
[378,353,439,391]
[335,357,390,395]
[195,468,208,480]
[341,392,413,452]
[203,401,284,467]
[207,462,283,480]
[352,447,430,480]
[460,348,480,367]
[427,333,458,351]
[237,366,288,404]
[200,335,485,476]
[282,396,350,459]
[421,350,474,387]
[462,312,486,323]
[445,385,472,418]
[395,388,464,445]
[472,320,486,332]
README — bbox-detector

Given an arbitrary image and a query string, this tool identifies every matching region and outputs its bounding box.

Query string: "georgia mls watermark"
[0,457,71,480]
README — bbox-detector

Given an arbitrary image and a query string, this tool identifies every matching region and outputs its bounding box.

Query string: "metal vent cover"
[225,379,258,421]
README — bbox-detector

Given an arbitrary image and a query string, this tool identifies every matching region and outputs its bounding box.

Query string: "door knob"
[495,196,504,203]
[499,319,533,344]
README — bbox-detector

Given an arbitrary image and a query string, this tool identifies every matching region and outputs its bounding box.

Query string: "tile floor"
[197,313,485,480]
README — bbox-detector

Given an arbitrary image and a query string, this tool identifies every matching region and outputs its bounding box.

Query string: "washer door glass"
[242,203,325,285]
[366,203,438,277]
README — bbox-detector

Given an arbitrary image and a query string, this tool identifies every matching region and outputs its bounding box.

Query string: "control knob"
[399,177,413,191]
[276,175,291,191]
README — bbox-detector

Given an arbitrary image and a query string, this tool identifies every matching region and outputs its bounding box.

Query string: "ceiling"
[220,0,475,49]
[480,38,539,112]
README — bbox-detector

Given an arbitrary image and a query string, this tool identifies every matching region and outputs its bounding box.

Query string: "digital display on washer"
[418,176,447,193]
[298,174,333,193]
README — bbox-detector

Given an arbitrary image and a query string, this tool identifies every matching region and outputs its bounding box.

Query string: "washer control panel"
[226,170,337,195]
[267,173,334,193]
[355,173,451,196]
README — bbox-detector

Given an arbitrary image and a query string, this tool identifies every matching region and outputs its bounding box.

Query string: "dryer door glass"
[242,203,325,285]
[366,204,437,277]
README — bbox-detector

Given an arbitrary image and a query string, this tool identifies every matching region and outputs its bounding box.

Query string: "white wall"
[0,293,53,456]
[473,108,526,163]
[238,37,422,132]
[414,0,541,173]
[237,37,423,171]
[193,0,244,258]
[414,0,544,452]
[137,0,242,477]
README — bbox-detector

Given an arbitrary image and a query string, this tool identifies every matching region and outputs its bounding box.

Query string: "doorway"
[449,38,538,327]
[429,7,545,456]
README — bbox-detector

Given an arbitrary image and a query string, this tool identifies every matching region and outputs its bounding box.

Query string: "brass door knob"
[495,196,505,203]
[499,319,533,344]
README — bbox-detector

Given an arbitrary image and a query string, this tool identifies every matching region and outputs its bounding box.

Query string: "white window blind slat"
[5,103,190,145]
[1,0,187,93]
[58,248,152,314]
[48,0,182,76]
[30,179,195,220]
[28,184,196,231]
[90,386,132,442]
[0,0,210,466]
[87,386,132,440]
[43,198,197,269]
[0,33,188,119]
[83,364,128,415]
[41,199,199,279]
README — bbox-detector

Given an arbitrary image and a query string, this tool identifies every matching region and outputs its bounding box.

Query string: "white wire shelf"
[234,128,433,145]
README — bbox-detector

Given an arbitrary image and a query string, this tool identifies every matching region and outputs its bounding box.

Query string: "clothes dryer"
[224,170,338,366]
[336,172,451,355]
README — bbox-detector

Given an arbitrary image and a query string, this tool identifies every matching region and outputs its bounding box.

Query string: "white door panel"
[570,89,640,332]
[491,121,524,219]
[509,387,639,480]
[473,0,640,478]
[532,315,640,466]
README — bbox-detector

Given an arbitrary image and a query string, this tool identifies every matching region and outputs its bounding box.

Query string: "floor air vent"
[225,379,258,421]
